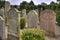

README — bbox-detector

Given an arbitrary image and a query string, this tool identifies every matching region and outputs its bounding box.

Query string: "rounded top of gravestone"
[29,10,38,16]
[40,9,56,15]
[8,8,21,13]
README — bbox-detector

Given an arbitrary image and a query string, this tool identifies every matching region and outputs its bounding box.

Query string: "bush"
[20,17,26,29]
[21,28,45,40]
[56,11,60,26]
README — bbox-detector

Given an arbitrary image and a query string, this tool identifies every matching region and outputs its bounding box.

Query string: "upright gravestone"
[5,1,10,13]
[0,16,7,40]
[22,9,26,17]
[40,9,56,36]
[5,1,10,18]
[27,10,38,28]
[7,8,20,40]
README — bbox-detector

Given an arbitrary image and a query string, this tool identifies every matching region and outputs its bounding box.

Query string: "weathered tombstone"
[27,10,38,28]
[22,9,26,18]
[0,16,7,40]
[5,1,10,12]
[40,9,56,36]
[7,8,20,40]
[5,1,10,18]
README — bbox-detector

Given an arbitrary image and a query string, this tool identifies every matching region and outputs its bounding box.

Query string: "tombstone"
[7,8,20,40]
[21,9,27,19]
[5,1,10,17]
[27,10,38,28]
[40,9,56,37]
[5,1,10,12]
[22,9,26,17]
[0,16,8,40]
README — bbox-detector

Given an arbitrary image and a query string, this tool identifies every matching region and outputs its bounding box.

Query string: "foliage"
[0,0,5,8]
[20,17,26,29]
[19,1,29,10]
[56,10,60,26]
[19,1,37,13]
[21,28,45,40]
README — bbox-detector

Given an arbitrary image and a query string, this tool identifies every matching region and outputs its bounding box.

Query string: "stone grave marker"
[40,9,56,37]
[7,8,20,40]
[0,16,7,40]
[22,9,26,18]
[27,10,38,28]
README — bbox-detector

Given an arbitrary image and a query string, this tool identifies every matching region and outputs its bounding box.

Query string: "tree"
[29,0,35,10]
[19,1,28,11]
[11,5,18,8]
[49,1,57,10]
[56,10,60,26]
[0,0,5,8]
[19,0,37,13]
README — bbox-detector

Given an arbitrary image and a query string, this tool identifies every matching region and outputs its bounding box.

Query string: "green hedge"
[21,28,45,40]
[20,17,26,29]
[56,11,60,26]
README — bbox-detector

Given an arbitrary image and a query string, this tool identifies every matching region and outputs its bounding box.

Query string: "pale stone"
[5,1,10,12]
[0,16,7,40]
[27,10,38,28]
[22,9,26,18]
[7,8,20,40]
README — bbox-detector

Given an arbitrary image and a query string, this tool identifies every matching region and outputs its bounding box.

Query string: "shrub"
[56,11,60,26]
[21,28,45,40]
[20,17,26,29]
